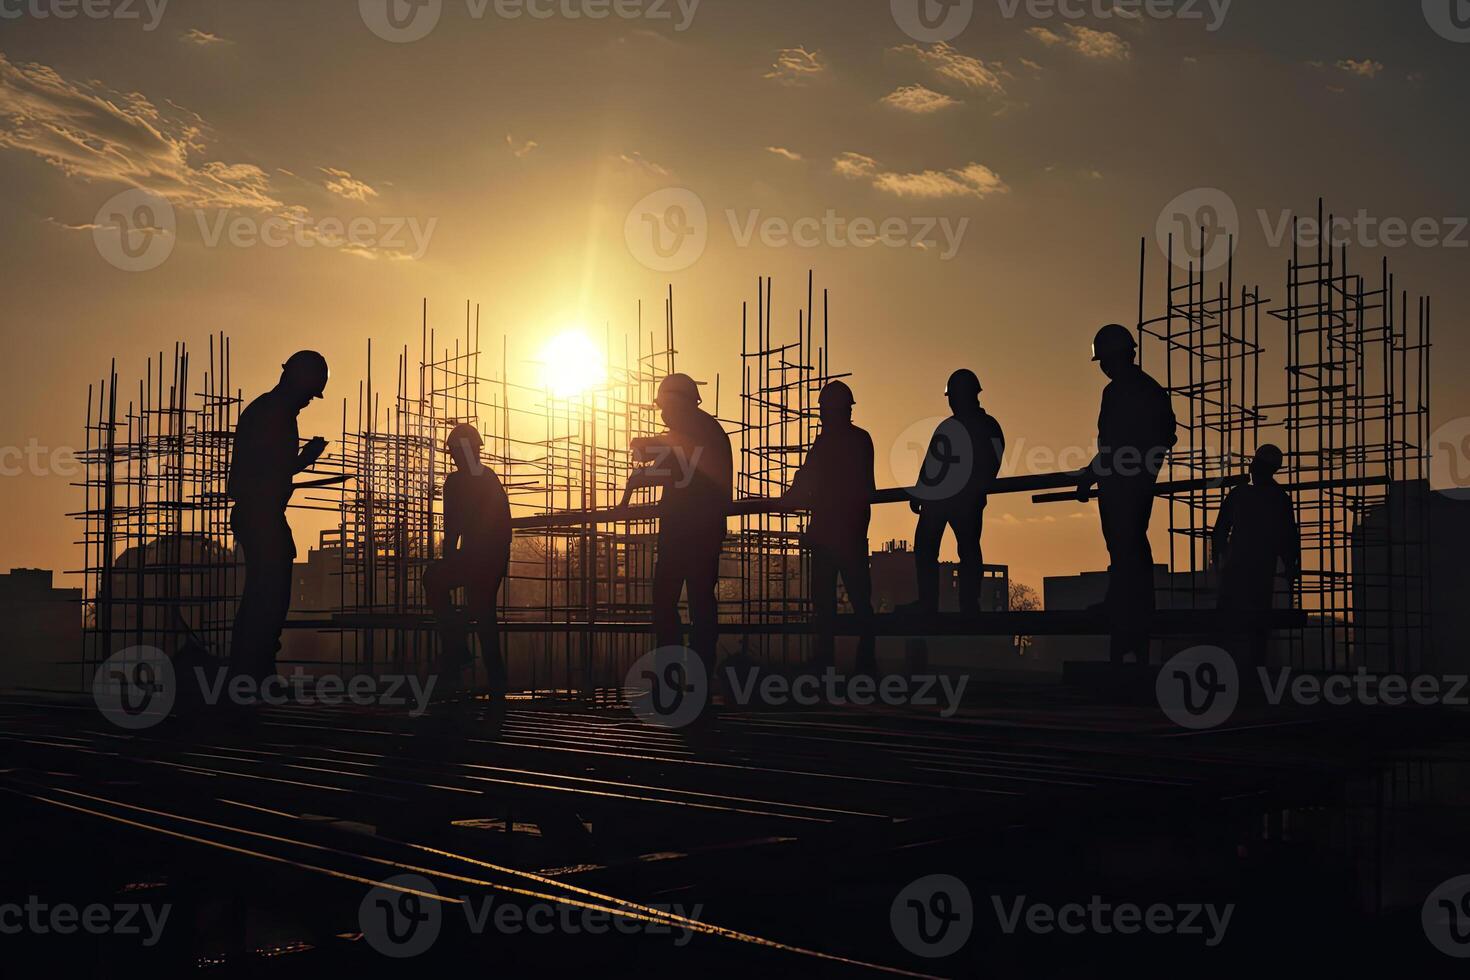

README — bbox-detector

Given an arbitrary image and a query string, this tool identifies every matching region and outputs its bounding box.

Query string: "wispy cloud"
[1336,58,1384,79]
[766,146,803,162]
[618,151,672,178]
[834,153,1007,200]
[320,167,378,202]
[506,133,539,159]
[765,47,826,86]
[891,42,1006,95]
[1028,25,1131,61]
[881,83,961,114]
[180,29,228,46]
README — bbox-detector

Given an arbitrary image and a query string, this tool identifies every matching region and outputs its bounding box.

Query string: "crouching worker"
[423,424,512,696]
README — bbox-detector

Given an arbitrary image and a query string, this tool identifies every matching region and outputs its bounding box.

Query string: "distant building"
[1,568,82,691]
[869,539,1009,613]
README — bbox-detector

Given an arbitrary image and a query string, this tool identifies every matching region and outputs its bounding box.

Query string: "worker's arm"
[1077,391,1111,502]
[783,436,825,506]
[1211,492,1236,569]
[442,480,463,556]
[617,435,676,510]
[294,436,328,474]
[1280,496,1302,579]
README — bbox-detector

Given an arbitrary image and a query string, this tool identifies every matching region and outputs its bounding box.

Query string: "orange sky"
[0,1,1464,593]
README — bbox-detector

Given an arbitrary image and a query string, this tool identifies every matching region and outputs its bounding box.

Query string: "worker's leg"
[809,547,839,667]
[423,558,471,671]
[1100,480,1155,663]
[686,537,721,676]
[651,543,685,651]
[229,510,295,683]
[950,506,985,615]
[466,573,506,693]
[912,506,946,614]
[839,550,877,675]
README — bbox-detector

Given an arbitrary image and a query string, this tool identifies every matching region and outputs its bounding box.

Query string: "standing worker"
[784,381,877,674]
[1076,324,1178,665]
[227,351,330,682]
[908,369,1005,615]
[1212,444,1300,669]
[423,424,513,695]
[618,374,734,675]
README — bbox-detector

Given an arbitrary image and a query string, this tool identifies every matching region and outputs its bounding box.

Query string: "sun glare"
[540,330,607,398]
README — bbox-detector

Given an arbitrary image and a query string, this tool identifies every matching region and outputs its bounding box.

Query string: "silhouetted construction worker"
[908,369,1005,615]
[1212,444,1300,668]
[619,374,733,673]
[1077,324,1177,665]
[227,351,329,682]
[785,381,877,672]
[423,424,512,694]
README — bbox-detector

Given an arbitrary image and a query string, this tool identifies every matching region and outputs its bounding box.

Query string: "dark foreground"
[1,672,1467,977]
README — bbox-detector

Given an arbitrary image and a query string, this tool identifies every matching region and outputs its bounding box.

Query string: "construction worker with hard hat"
[227,350,331,683]
[784,380,877,673]
[619,372,734,680]
[1076,323,1178,665]
[422,423,513,696]
[906,368,1006,615]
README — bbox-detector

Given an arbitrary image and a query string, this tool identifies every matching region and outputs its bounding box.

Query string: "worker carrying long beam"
[1076,324,1178,665]
[618,373,734,676]
[905,369,1006,615]
[783,380,877,673]
[423,423,512,696]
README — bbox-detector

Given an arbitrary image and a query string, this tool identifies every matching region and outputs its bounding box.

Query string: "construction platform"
[1,674,1466,976]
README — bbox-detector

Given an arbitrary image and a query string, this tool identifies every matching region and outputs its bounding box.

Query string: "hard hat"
[282,350,329,396]
[446,423,484,454]
[1091,324,1137,362]
[945,369,982,398]
[1252,443,1284,474]
[656,373,702,406]
[818,380,855,409]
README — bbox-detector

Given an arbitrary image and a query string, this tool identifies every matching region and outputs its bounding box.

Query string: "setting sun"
[539,330,607,398]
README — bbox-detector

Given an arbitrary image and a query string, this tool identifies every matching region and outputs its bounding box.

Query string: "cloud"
[618,151,672,178]
[1336,58,1384,79]
[766,146,803,162]
[834,152,1007,200]
[320,167,378,202]
[180,29,228,46]
[1027,25,1131,61]
[881,84,961,114]
[506,133,538,159]
[765,47,826,86]
[832,151,880,180]
[891,42,1005,95]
